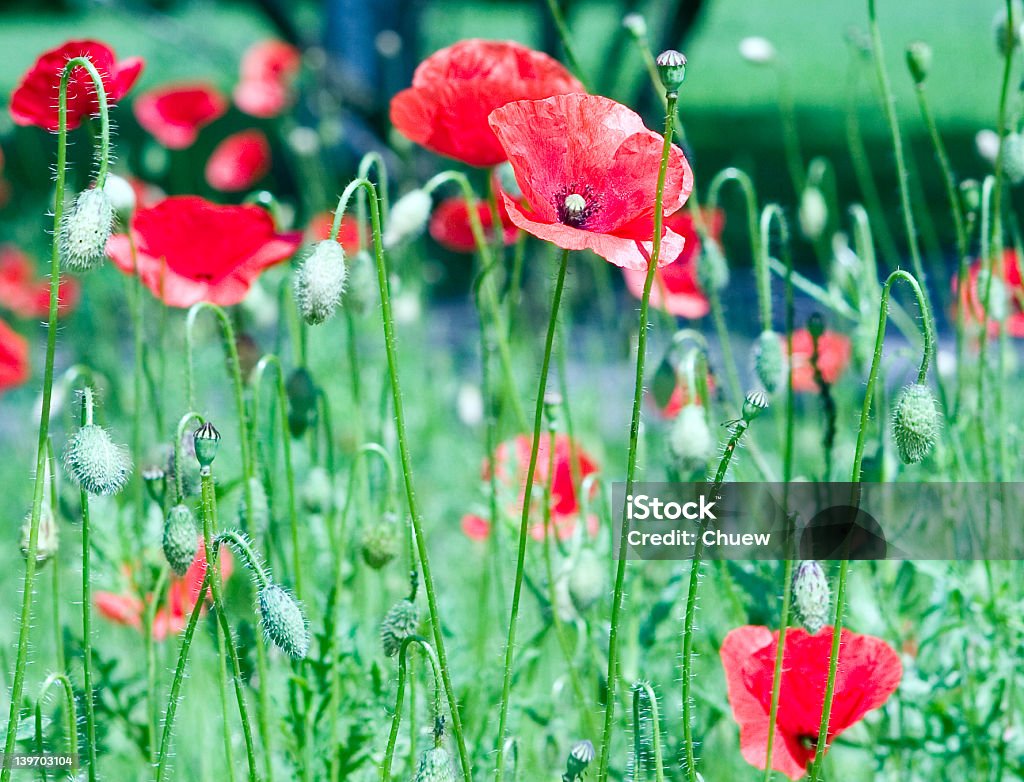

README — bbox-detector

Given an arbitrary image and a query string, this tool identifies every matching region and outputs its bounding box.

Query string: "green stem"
[34,673,78,775]
[75,387,98,782]
[381,636,443,782]
[631,682,665,782]
[542,0,591,89]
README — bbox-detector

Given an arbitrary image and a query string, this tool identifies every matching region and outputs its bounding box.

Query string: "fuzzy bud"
[193,422,221,467]
[383,189,432,249]
[563,739,596,781]
[752,330,784,393]
[301,466,333,514]
[793,560,830,635]
[656,49,687,93]
[64,424,132,495]
[1004,133,1024,185]
[622,13,647,39]
[905,41,932,85]
[21,504,59,566]
[286,367,318,438]
[668,404,714,474]
[742,390,769,422]
[698,238,730,291]
[103,174,136,223]
[414,747,456,782]
[163,504,198,576]
[960,179,981,215]
[568,548,604,613]
[892,383,940,464]
[381,598,419,657]
[360,516,399,569]
[798,186,828,241]
[294,240,347,325]
[237,477,270,535]
[60,188,114,271]
[258,583,309,659]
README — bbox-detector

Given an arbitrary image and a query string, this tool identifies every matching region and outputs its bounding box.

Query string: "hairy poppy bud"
[60,188,114,271]
[64,424,132,496]
[1003,132,1024,185]
[655,49,687,93]
[414,747,456,782]
[668,404,714,474]
[622,13,647,38]
[793,560,830,635]
[739,36,777,65]
[286,367,318,438]
[163,504,198,576]
[21,504,59,566]
[563,739,596,781]
[752,330,784,393]
[383,189,432,249]
[103,174,136,224]
[698,238,729,291]
[381,597,419,657]
[905,41,932,85]
[360,515,399,569]
[237,477,269,535]
[193,422,221,468]
[258,583,309,659]
[892,383,940,464]
[294,240,347,325]
[742,390,769,422]
[301,466,333,514]
[798,186,828,240]
[568,548,604,613]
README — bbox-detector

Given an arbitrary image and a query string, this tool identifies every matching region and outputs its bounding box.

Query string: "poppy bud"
[381,597,419,657]
[64,424,132,496]
[360,517,399,569]
[798,186,828,240]
[258,582,309,659]
[568,548,604,613]
[237,477,269,536]
[60,188,114,271]
[994,1,1024,56]
[103,174,136,224]
[905,41,932,85]
[21,504,59,566]
[752,330,784,393]
[294,240,347,325]
[301,466,333,514]
[960,179,981,216]
[977,268,1009,322]
[1003,132,1024,185]
[286,367,318,438]
[698,238,730,291]
[622,13,647,39]
[193,422,221,468]
[742,390,769,422]
[668,404,714,474]
[655,49,687,93]
[383,189,432,249]
[793,560,830,635]
[163,504,198,576]
[563,739,595,781]
[738,36,777,65]
[891,383,940,464]
[414,747,456,782]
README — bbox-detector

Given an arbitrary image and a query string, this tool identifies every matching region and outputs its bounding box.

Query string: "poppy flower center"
[553,184,599,228]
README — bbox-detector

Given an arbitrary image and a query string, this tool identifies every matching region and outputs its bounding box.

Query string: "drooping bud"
[103,174,136,224]
[742,390,769,422]
[163,504,199,576]
[622,13,648,39]
[383,189,432,249]
[21,503,59,566]
[738,36,777,65]
[905,41,932,85]
[698,238,730,291]
[891,383,940,464]
[381,597,419,657]
[568,548,604,613]
[792,560,830,635]
[752,330,784,393]
[563,739,596,782]
[286,367,318,438]
[193,422,221,468]
[237,477,270,535]
[60,188,114,271]
[798,186,828,240]
[655,49,687,93]
[258,582,309,659]
[414,747,457,782]
[64,424,132,496]
[668,404,714,474]
[360,514,400,569]
[300,466,333,514]
[294,240,347,325]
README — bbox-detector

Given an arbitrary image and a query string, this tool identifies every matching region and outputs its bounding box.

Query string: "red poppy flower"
[204,129,272,191]
[106,196,302,308]
[0,318,29,393]
[622,209,723,318]
[10,39,144,132]
[489,93,694,270]
[234,40,302,118]
[785,329,852,393]
[0,245,80,318]
[308,211,362,254]
[390,39,584,167]
[95,542,234,641]
[466,433,599,541]
[429,195,519,252]
[134,83,227,149]
[956,249,1024,337]
[721,625,902,779]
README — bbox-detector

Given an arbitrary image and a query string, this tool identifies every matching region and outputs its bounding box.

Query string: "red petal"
[205,129,272,191]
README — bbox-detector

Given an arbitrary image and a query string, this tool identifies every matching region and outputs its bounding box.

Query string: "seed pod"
[892,383,940,464]
[668,404,714,475]
[258,583,309,659]
[163,504,198,576]
[380,598,419,657]
[294,240,347,325]
[568,548,604,613]
[60,188,114,271]
[360,517,399,570]
[793,560,830,635]
[752,330,783,394]
[564,739,596,781]
[383,189,432,249]
[64,424,132,496]
[655,49,687,93]
[21,503,59,566]
[237,477,269,535]
[414,747,456,782]
[742,390,769,422]
[193,422,221,468]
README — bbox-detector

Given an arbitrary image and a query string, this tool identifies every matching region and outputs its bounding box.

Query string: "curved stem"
[707,167,764,316]
[173,412,204,502]
[34,673,78,773]
[381,635,443,782]
[214,530,271,589]
[631,682,665,782]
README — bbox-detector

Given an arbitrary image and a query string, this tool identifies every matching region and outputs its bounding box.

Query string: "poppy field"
[0,1,1022,780]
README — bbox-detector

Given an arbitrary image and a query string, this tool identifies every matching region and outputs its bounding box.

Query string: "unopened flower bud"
[977,268,1009,321]
[892,383,940,464]
[286,368,318,438]
[383,189,432,249]
[163,504,198,576]
[294,240,347,325]
[414,747,456,782]
[698,238,730,291]
[301,466,333,514]
[905,41,932,85]
[64,424,132,495]
[995,1,1024,56]
[258,582,309,659]
[798,186,828,240]
[793,560,830,634]
[237,477,269,535]
[960,179,981,215]
[193,422,221,468]
[622,13,647,39]
[742,390,769,421]
[1003,133,1024,185]
[656,49,687,93]
[381,597,419,657]
[738,36,776,65]
[668,404,714,474]
[21,504,59,566]
[360,516,400,569]
[752,330,784,393]
[568,548,604,613]
[60,188,114,271]
[564,739,596,781]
